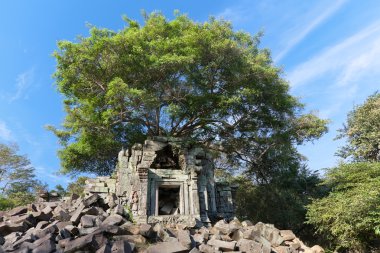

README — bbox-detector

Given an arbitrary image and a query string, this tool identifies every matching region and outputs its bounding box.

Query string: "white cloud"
[217,6,249,24]
[288,19,380,121]
[0,121,13,142]
[274,0,347,62]
[35,166,71,186]
[9,68,35,102]
[288,20,380,88]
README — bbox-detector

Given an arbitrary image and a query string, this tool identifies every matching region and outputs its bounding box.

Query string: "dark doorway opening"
[158,185,180,215]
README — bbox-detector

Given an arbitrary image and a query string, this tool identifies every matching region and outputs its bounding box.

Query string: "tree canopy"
[337,92,380,162]
[306,162,380,251]
[50,12,328,176]
[307,91,380,251]
[0,143,43,209]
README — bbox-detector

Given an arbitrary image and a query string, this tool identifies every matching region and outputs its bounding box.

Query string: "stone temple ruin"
[85,136,237,225]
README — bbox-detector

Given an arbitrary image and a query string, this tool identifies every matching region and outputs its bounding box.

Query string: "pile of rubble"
[0,193,324,253]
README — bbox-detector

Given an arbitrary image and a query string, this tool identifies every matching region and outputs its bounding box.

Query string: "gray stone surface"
[110,240,134,253]
[207,239,236,251]
[177,229,193,249]
[101,214,123,226]
[147,241,188,253]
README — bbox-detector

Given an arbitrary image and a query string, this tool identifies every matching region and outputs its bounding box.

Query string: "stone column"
[191,171,200,216]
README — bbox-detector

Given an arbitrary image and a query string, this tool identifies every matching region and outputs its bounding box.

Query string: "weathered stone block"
[70,203,85,224]
[280,230,296,241]
[139,223,153,238]
[241,220,253,227]
[110,240,134,253]
[63,231,106,253]
[113,234,146,244]
[208,239,236,251]
[101,214,123,226]
[83,194,100,207]
[80,215,97,228]
[147,241,188,253]
[0,221,27,236]
[199,244,220,253]
[177,229,193,249]
[7,206,27,217]
[311,245,325,253]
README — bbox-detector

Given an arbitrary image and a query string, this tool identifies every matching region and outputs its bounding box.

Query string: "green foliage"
[306,162,380,251]
[234,158,326,240]
[50,12,328,176]
[66,176,89,197]
[0,195,16,210]
[0,143,42,209]
[337,92,380,162]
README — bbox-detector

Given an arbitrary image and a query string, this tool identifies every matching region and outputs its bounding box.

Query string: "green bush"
[0,195,15,210]
[306,162,380,251]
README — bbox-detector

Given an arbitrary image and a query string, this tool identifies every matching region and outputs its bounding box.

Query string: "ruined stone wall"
[85,137,236,225]
[84,177,116,197]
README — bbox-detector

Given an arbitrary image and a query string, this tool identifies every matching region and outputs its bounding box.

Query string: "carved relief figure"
[131,191,139,215]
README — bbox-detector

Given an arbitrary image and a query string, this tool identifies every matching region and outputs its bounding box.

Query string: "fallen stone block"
[101,214,123,226]
[0,221,28,236]
[177,229,193,249]
[56,221,73,231]
[64,225,79,236]
[12,233,33,248]
[99,224,121,235]
[33,222,58,239]
[241,220,253,227]
[4,232,22,245]
[83,194,100,207]
[120,222,140,235]
[7,206,27,217]
[273,246,293,253]
[113,234,146,244]
[198,227,210,240]
[147,241,188,253]
[311,245,325,253]
[110,240,134,253]
[63,231,106,253]
[32,233,56,253]
[35,221,49,229]
[237,239,263,253]
[231,229,244,242]
[9,214,36,228]
[54,210,71,222]
[80,215,97,228]
[32,211,51,222]
[280,230,296,241]
[79,227,99,236]
[82,206,99,215]
[193,233,205,245]
[214,220,233,235]
[41,206,53,216]
[139,223,153,238]
[69,203,85,225]
[199,244,221,253]
[207,239,236,251]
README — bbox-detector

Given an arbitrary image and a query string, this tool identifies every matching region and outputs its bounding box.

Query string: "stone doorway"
[158,185,180,215]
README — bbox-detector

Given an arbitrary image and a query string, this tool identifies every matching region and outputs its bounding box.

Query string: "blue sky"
[0,0,379,188]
